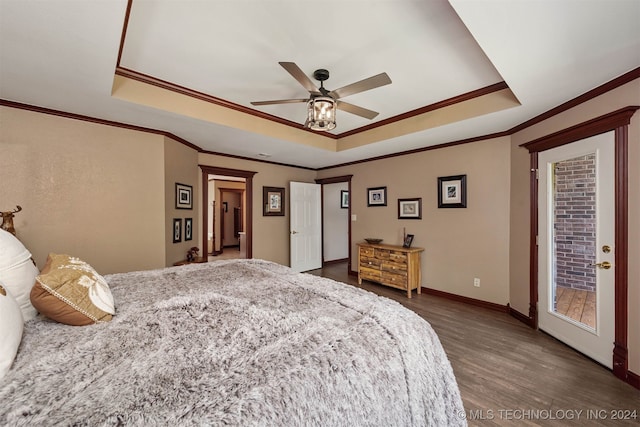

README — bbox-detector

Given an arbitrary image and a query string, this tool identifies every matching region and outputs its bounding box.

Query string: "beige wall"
[198,153,317,265]
[318,137,512,305]
[164,137,200,265]
[510,79,640,374]
[0,107,166,274]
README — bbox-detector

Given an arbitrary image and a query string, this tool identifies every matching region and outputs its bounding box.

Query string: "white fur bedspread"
[1,259,465,426]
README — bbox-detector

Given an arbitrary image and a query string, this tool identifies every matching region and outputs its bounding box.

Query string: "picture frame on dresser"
[403,234,414,248]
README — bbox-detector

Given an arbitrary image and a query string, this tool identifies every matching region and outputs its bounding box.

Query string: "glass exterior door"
[538,132,615,368]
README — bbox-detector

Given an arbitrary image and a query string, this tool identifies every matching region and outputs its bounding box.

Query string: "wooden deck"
[555,286,596,329]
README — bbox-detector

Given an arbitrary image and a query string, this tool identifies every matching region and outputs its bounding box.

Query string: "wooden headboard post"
[0,205,22,236]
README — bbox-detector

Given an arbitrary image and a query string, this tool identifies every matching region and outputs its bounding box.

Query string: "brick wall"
[553,153,596,292]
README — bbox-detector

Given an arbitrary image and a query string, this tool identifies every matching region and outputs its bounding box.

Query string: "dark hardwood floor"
[308,262,639,426]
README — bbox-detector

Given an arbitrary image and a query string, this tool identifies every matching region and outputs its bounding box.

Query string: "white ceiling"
[1,0,639,169]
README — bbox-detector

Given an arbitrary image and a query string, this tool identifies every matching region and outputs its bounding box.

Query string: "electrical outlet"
[474,278,480,287]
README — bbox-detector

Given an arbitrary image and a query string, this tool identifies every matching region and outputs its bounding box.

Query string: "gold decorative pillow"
[31,254,115,326]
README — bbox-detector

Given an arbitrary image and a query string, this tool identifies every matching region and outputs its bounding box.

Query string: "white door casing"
[290,182,322,272]
[538,131,615,368]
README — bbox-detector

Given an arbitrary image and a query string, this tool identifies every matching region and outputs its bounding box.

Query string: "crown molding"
[3,68,638,171]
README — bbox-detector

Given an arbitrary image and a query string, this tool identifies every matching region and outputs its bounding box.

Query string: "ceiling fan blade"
[336,100,379,120]
[329,72,392,100]
[251,99,308,106]
[279,62,321,95]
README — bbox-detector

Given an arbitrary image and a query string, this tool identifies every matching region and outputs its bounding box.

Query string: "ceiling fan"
[251,62,392,131]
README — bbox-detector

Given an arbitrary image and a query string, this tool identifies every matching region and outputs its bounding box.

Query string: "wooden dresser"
[357,242,424,298]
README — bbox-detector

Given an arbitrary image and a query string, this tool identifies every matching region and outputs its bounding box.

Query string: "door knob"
[591,261,612,270]
[291,230,298,235]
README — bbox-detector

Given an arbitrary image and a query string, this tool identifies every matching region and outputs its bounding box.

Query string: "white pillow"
[0,229,38,321]
[0,280,24,379]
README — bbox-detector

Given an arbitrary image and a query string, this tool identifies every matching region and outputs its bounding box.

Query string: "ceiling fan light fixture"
[253,62,389,129]
[305,96,336,131]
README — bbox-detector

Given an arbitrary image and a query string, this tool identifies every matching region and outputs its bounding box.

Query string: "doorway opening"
[214,186,245,259]
[200,165,256,261]
[315,175,353,274]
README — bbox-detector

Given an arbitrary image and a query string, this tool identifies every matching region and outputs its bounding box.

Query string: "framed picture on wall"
[175,183,193,210]
[367,187,387,207]
[340,190,349,209]
[263,186,285,216]
[185,218,193,241]
[437,175,467,208]
[398,198,422,219]
[173,218,182,243]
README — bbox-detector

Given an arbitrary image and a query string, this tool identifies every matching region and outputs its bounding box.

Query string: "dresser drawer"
[374,249,391,260]
[360,246,375,258]
[360,256,381,268]
[359,266,382,282]
[381,261,408,275]
[381,272,408,288]
[389,251,407,263]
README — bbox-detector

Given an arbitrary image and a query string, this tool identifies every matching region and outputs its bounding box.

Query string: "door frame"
[199,165,257,259]
[315,175,353,273]
[521,106,638,382]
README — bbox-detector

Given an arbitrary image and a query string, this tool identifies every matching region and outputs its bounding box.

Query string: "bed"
[1,258,466,426]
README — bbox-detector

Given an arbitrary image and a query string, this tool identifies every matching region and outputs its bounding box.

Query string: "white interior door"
[290,182,322,272]
[538,132,615,368]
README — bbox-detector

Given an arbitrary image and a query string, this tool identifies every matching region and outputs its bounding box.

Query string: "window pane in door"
[551,153,597,330]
